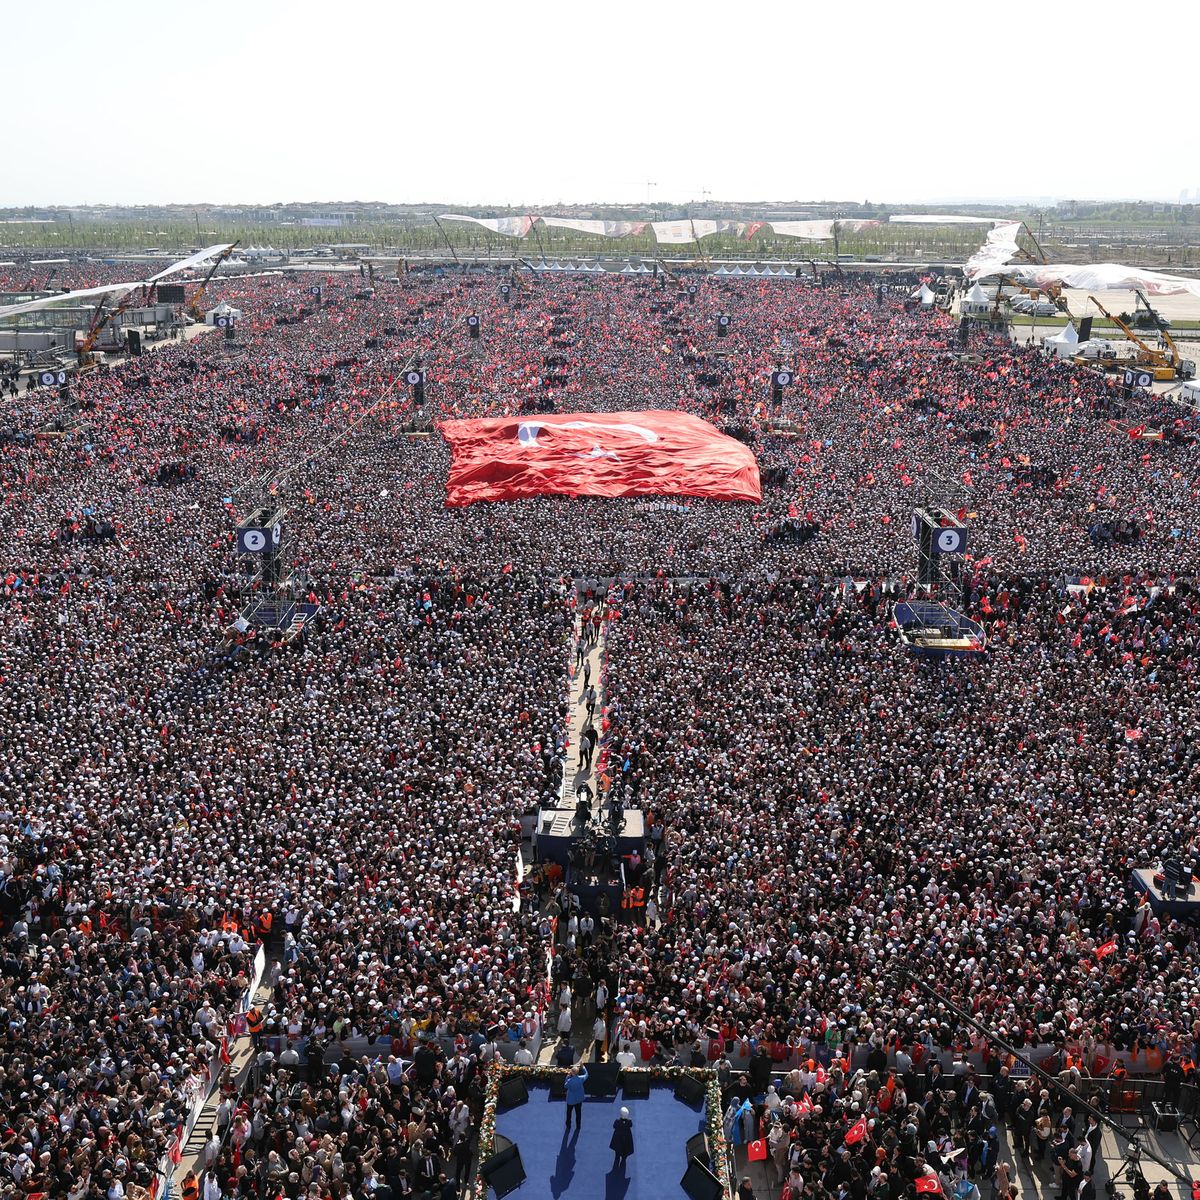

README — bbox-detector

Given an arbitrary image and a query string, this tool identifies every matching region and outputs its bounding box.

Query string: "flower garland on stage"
[473,1062,731,1199]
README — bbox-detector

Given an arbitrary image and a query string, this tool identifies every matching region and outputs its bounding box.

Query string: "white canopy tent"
[961,282,991,315]
[1043,323,1080,358]
[205,301,243,325]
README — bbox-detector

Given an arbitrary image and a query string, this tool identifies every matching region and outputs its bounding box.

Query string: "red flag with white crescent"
[844,1117,869,1145]
[439,410,761,506]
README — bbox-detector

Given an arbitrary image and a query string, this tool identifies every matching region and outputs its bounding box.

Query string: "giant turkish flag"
[439,410,761,506]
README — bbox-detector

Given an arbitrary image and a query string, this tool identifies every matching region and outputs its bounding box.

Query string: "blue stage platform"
[493,1083,708,1200]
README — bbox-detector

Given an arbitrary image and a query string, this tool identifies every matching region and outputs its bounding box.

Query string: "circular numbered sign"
[688,285,698,295]
[39,371,56,386]
[271,523,282,546]
[776,371,792,387]
[405,370,423,386]
[718,315,730,327]
[467,315,479,327]
[242,528,267,552]
[936,527,964,553]
[911,513,921,541]
[500,285,511,295]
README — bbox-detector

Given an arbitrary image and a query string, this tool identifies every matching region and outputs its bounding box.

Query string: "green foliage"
[0,218,1004,262]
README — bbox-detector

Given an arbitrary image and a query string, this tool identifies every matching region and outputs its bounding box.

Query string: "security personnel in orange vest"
[246,1006,265,1048]
[181,1169,200,1200]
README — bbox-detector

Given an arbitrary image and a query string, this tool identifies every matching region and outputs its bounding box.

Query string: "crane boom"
[187,242,238,319]
[1086,294,1161,360]
[1133,288,1182,368]
[78,289,140,360]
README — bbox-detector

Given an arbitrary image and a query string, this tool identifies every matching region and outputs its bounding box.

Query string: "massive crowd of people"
[0,256,1197,1200]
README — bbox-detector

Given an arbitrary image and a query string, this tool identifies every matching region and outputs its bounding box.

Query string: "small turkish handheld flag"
[916,1173,943,1194]
[1096,938,1118,959]
[747,1139,769,1162]
[844,1117,869,1145]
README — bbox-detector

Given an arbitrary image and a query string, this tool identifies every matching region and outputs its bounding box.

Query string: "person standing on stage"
[565,1064,588,1131]
[610,1107,634,1170]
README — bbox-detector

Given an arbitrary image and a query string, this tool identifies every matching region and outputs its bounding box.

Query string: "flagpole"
[431,216,460,265]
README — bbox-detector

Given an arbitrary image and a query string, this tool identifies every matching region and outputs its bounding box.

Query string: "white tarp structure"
[916,284,936,306]
[1179,380,1200,407]
[147,243,234,282]
[768,219,880,240]
[433,213,886,244]
[995,262,1200,299]
[0,281,141,322]
[1043,323,1080,358]
[650,219,742,244]
[540,218,649,238]
[0,242,237,324]
[965,221,1025,278]
[439,213,534,237]
[890,214,999,224]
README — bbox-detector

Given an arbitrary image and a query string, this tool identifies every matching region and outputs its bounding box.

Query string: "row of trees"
[0,219,992,261]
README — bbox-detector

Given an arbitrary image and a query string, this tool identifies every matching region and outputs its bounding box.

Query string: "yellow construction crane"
[1133,289,1196,380]
[187,242,238,320]
[1082,294,1196,381]
[77,288,141,363]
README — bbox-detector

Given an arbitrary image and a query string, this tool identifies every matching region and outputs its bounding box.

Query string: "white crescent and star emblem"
[516,420,660,450]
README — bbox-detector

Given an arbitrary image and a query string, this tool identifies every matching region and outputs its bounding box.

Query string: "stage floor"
[494,1084,708,1200]
[1131,867,1200,918]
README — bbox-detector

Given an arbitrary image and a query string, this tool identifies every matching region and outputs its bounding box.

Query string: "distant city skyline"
[5,0,1194,210]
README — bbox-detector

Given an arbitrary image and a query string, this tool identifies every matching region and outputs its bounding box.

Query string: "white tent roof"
[967,283,987,304]
[1046,323,1079,346]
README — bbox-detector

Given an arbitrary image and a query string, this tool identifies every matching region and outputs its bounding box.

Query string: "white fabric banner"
[439,213,534,237]
[769,220,836,240]
[540,218,648,238]
[997,262,1200,299]
[889,214,998,225]
[651,219,742,244]
[767,219,879,240]
[0,281,141,322]
[147,243,234,282]
[965,221,1025,278]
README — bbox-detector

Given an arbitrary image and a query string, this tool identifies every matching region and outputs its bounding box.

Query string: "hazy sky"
[6,0,1196,208]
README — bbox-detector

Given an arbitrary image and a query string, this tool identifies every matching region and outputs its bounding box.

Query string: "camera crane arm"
[890,961,1190,1186]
